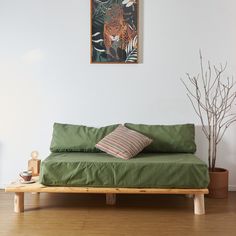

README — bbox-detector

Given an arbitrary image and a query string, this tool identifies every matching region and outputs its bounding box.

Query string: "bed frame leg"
[194,194,205,215]
[14,192,24,213]
[106,193,116,205]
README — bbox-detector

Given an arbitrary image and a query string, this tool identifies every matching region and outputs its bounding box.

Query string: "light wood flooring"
[0,190,236,236]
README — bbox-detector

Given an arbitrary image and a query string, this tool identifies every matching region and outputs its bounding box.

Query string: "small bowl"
[20,171,32,181]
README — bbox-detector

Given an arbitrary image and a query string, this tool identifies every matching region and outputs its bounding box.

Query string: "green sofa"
[5,123,209,215]
[40,123,209,189]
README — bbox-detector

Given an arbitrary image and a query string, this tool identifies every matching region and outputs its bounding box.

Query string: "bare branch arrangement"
[181,51,236,171]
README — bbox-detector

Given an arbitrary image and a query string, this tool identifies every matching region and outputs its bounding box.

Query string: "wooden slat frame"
[5,178,208,215]
[6,185,208,195]
[5,179,208,195]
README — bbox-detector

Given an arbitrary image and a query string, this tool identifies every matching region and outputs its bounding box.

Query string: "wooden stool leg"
[106,193,116,205]
[14,192,24,213]
[194,194,205,215]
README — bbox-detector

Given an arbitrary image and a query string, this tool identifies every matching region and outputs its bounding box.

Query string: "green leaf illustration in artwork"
[125,48,137,62]
[92,0,125,28]
[92,0,114,28]
[125,35,138,63]
[92,31,107,62]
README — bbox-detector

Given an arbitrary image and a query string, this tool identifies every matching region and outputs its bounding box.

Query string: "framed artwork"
[91,0,139,64]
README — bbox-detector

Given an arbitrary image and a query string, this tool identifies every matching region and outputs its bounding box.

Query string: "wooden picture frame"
[90,0,139,64]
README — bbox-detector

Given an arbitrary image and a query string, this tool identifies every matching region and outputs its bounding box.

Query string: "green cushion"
[50,123,119,152]
[124,123,196,153]
[39,152,209,188]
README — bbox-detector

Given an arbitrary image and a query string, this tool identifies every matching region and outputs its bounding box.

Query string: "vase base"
[208,168,228,199]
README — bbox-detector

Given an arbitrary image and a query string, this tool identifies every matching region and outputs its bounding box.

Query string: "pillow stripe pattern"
[95,125,152,160]
[99,126,148,156]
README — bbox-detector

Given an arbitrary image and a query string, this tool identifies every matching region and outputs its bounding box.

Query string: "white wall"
[0,0,236,189]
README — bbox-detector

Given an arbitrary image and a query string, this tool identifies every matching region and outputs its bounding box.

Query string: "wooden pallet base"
[5,178,208,215]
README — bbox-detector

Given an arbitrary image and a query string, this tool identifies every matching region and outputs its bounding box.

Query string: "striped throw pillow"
[95,125,152,160]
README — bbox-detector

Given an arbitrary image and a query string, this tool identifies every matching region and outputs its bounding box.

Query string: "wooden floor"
[0,190,236,236]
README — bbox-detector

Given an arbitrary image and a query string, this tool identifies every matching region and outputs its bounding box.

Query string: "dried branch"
[182,52,236,170]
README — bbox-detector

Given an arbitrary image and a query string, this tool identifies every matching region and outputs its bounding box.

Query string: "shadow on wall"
[195,125,208,164]
[139,0,144,63]
[195,125,232,168]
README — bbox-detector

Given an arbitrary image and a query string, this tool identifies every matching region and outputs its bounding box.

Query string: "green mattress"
[39,153,209,188]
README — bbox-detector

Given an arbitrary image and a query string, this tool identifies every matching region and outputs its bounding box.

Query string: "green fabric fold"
[125,123,196,153]
[50,123,119,152]
[40,152,209,188]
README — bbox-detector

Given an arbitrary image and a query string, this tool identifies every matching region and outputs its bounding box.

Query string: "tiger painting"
[103,4,137,61]
[91,0,138,63]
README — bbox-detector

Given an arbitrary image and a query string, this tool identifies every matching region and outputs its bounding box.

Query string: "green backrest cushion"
[50,123,119,152]
[124,123,196,153]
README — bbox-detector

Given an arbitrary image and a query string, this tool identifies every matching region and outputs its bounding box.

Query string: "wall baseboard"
[229,185,236,191]
[0,183,6,189]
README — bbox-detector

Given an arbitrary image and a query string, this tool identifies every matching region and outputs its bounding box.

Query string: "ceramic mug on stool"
[20,170,32,181]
